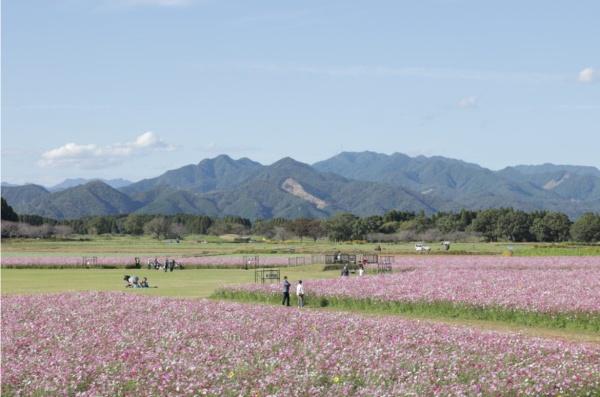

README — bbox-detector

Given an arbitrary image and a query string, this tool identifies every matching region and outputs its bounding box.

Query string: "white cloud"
[578,67,595,83]
[39,132,175,169]
[457,96,478,109]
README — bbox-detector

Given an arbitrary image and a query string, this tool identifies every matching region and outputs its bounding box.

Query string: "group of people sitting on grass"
[147,257,182,272]
[123,275,152,288]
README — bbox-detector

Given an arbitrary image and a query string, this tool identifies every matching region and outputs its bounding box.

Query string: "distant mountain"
[505,164,600,177]
[3,181,140,219]
[122,155,262,195]
[128,157,435,219]
[498,167,600,202]
[313,151,600,217]
[3,153,599,219]
[1,184,51,215]
[198,157,435,219]
[49,178,132,192]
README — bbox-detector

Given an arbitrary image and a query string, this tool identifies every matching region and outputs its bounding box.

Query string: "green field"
[2,234,599,257]
[0,264,336,297]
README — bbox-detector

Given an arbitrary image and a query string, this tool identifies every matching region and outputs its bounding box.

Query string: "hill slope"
[122,155,262,195]
[3,153,599,219]
[49,178,132,192]
[313,151,600,216]
[134,157,436,218]
[2,181,141,219]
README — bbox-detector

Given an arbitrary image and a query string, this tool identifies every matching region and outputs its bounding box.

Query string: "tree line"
[2,198,600,242]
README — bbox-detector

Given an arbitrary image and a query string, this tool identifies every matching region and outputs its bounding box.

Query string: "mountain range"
[2,152,599,220]
[48,178,132,192]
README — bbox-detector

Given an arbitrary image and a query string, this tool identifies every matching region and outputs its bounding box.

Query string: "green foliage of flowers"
[213,290,600,332]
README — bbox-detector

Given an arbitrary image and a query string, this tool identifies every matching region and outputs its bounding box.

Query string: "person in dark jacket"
[282,276,291,306]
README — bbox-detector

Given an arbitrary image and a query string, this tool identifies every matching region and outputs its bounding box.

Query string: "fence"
[255,268,281,284]
[377,256,394,273]
[359,254,379,264]
[82,256,97,266]
[288,257,306,266]
[324,254,357,266]
[243,256,260,270]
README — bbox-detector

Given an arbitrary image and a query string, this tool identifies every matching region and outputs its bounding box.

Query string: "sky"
[2,0,599,186]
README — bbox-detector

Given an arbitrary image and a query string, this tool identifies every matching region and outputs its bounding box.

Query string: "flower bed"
[2,292,599,396]
[223,267,600,314]
[389,255,600,270]
[218,265,600,330]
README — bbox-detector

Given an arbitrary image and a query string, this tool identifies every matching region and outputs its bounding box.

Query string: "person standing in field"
[341,264,349,277]
[282,276,291,306]
[296,280,305,308]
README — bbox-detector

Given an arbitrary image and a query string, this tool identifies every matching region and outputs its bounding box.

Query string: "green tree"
[1,197,18,221]
[379,221,400,234]
[435,214,460,234]
[305,220,325,241]
[570,213,600,242]
[123,214,146,235]
[495,209,532,242]
[362,215,384,234]
[383,210,415,223]
[470,209,502,242]
[185,215,213,234]
[530,212,571,242]
[325,213,358,241]
[287,218,314,240]
[144,217,172,239]
[457,209,478,231]
[86,216,113,235]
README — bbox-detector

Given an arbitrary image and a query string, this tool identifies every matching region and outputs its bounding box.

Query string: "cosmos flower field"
[388,255,600,270]
[223,267,600,314]
[219,257,600,331]
[2,254,600,396]
[2,292,600,396]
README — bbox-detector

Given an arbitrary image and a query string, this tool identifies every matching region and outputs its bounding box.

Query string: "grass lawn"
[2,235,599,258]
[0,264,338,298]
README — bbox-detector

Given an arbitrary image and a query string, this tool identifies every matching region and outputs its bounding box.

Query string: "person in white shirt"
[296,280,305,308]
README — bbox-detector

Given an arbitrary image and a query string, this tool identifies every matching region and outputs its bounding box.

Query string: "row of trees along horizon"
[2,198,600,243]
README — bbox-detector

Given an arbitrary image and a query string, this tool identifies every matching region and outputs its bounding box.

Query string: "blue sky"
[2,0,599,185]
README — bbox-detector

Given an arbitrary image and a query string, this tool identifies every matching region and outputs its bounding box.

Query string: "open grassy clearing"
[0,265,337,297]
[2,235,599,257]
